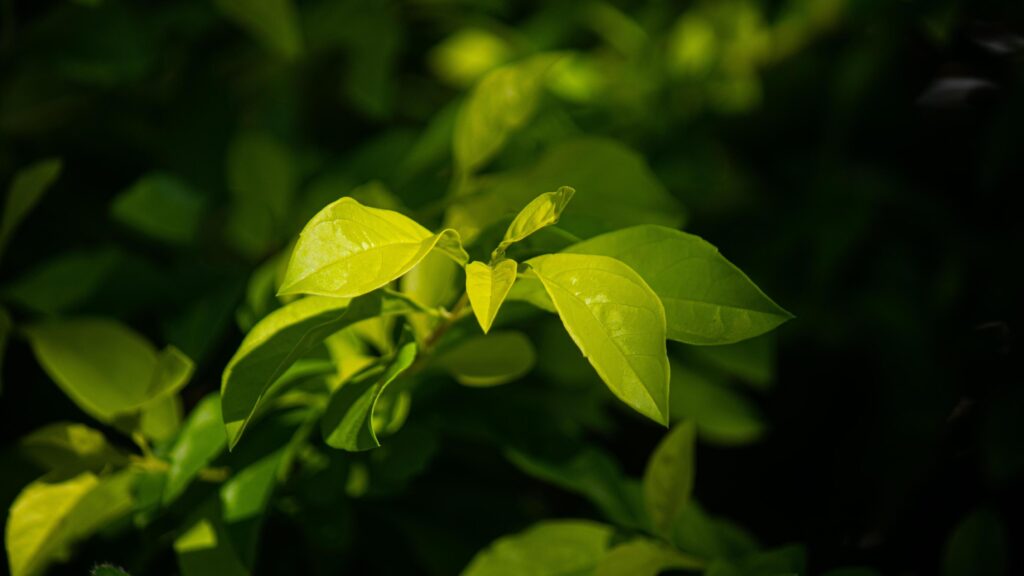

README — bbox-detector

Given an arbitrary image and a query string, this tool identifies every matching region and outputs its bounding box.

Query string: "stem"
[424,292,469,350]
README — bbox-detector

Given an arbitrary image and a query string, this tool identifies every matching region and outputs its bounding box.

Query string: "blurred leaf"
[821,569,882,576]
[643,421,696,538]
[110,173,205,245]
[461,520,613,576]
[401,250,460,339]
[670,361,765,445]
[1,248,122,315]
[225,134,296,259]
[942,508,1006,576]
[429,28,512,88]
[494,186,575,258]
[466,260,517,334]
[220,448,286,525]
[321,339,417,451]
[92,564,131,576]
[670,501,759,561]
[24,319,194,422]
[454,54,562,175]
[706,544,806,576]
[689,334,776,390]
[164,394,228,505]
[279,197,468,298]
[506,276,556,313]
[5,470,134,576]
[438,331,535,387]
[214,0,302,59]
[0,158,62,262]
[174,512,249,576]
[19,422,127,474]
[529,253,669,425]
[507,446,645,529]
[138,393,184,442]
[595,537,703,576]
[324,328,378,387]
[567,226,792,345]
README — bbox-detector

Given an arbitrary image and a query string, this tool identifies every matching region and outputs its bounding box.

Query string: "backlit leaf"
[566,225,792,345]
[528,253,670,425]
[462,520,613,576]
[494,186,575,258]
[0,158,62,261]
[466,260,518,333]
[438,331,535,387]
[643,421,696,538]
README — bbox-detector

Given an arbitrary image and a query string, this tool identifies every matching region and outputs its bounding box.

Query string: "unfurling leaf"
[465,260,517,333]
[643,421,697,538]
[494,186,575,258]
[528,253,670,425]
[279,197,467,299]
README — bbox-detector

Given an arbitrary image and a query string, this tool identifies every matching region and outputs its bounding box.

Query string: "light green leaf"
[943,508,1006,576]
[221,291,408,448]
[670,361,765,445]
[566,225,792,345]
[138,393,184,442]
[321,339,417,451]
[24,319,194,422]
[454,54,561,175]
[400,250,460,340]
[5,470,134,576]
[164,395,228,504]
[461,520,614,576]
[528,253,670,425]
[447,138,684,242]
[174,511,249,576]
[0,158,62,261]
[429,27,511,88]
[19,422,127,473]
[214,0,302,59]
[595,538,703,576]
[466,260,518,333]
[279,197,468,299]
[494,186,576,258]
[220,449,286,525]
[225,133,296,258]
[110,173,205,245]
[1,248,122,315]
[506,275,556,313]
[438,331,535,387]
[507,447,644,529]
[643,421,697,538]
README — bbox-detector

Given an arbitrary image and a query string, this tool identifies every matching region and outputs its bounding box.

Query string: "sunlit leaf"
[528,253,670,424]
[279,197,468,298]
[461,520,613,576]
[0,158,61,261]
[110,173,205,245]
[438,331,535,387]
[643,421,696,538]
[506,275,556,313]
[494,186,575,258]
[566,225,792,345]
[174,509,248,576]
[164,394,228,504]
[595,538,703,576]
[401,250,461,339]
[466,260,517,333]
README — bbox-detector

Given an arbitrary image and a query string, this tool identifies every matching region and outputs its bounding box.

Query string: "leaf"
[324,329,378,387]
[110,173,205,245]
[466,260,518,333]
[453,54,561,175]
[461,520,614,576]
[214,0,303,59]
[221,291,407,448]
[401,250,460,339]
[506,447,645,529]
[595,538,704,576]
[670,361,765,445]
[24,319,194,422]
[506,275,556,313]
[164,395,228,504]
[566,225,792,345]
[279,197,468,299]
[494,186,576,258]
[92,564,131,576]
[174,509,249,576]
[643,421,697,538]
[447,138,684,242]
[5,470,134,576]
[670,501,759,561]
[429,27,512,88]
[943,508,1006,576]
[225,133,296,258]
[438,331,535,387]
[321,339,417,451]
[528,253,670,425]
[689,334,775,390]
[0,158,62,261]
[19,422,127,474]
[706,545,807,576]
[1,248,122,315]
[138,393,184,442]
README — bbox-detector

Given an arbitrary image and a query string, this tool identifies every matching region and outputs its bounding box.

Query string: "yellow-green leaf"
[643,421,697,538]
[164,395,227,504]
[596,538,704,576]
[19,422,127,474]
[528,254,670,425]
[494,186,575,258]
[438,331,535,387]
[0,158,62,262]
[462,520,614,576]
[279,197,467,298]
[466,260,517,333]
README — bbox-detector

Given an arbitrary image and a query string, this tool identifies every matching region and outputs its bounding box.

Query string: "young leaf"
[163,394,228,504]
[279,197,468,299]
[0,158,62,261]
[110,173,205,245]
[596,538,704,576]
[528,253,670,425]
[437,331,535,387]
[321,339,417,451]
[461,520,613,576]
[566,225,792,345]
[465,260,517,333]
[5,470,135,576]
[494,186,575,258]
[24,319,193,422]
[643,421,697,538]
[453,54,561,175]
[221,291,406,448]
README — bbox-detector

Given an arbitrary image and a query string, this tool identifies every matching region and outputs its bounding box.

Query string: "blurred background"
[0,0,1021,574]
